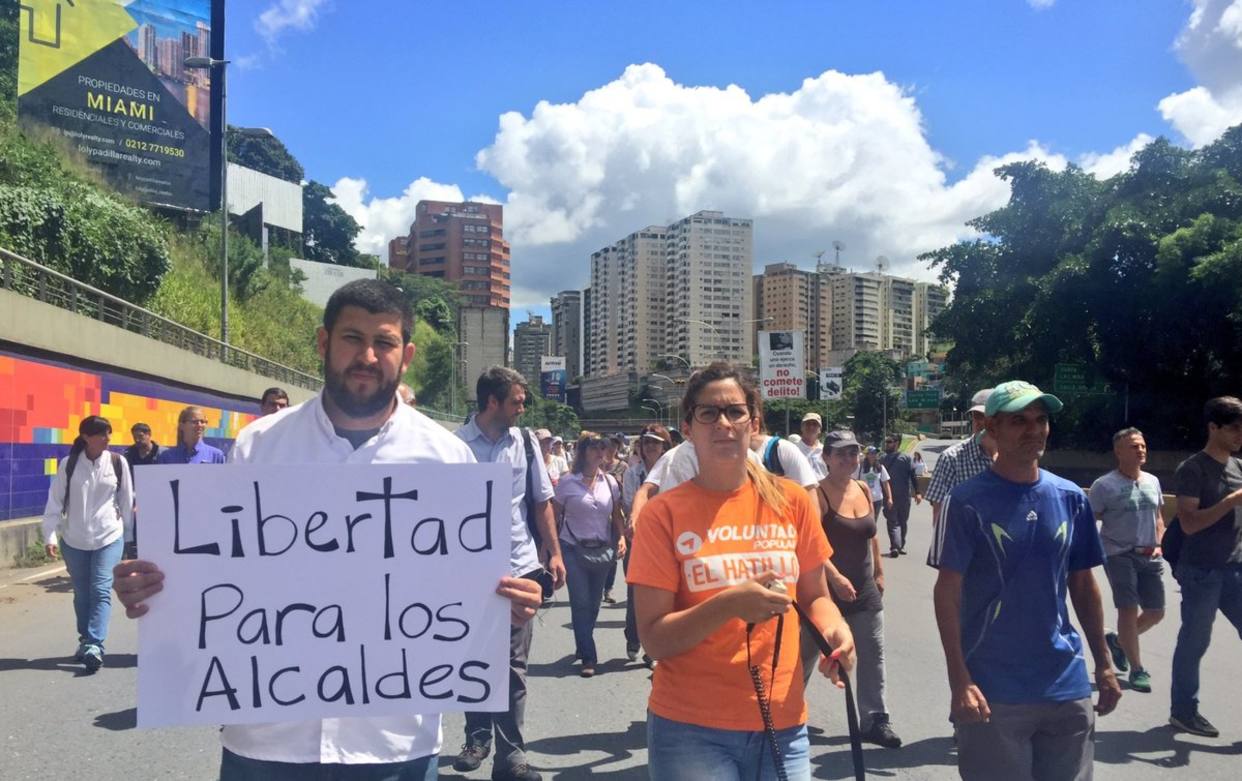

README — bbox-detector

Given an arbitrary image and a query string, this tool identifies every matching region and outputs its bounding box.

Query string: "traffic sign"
[1053,363,1112,397]
[904,388,941,410]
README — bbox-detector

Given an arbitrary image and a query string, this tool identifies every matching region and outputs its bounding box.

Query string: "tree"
[226,127,303,183]
[842,351,902,443]
[303,180,363,267]
[922,125,1242,449]
[386,270,461,334]
[522,393,581,439]
[0,3,16,119]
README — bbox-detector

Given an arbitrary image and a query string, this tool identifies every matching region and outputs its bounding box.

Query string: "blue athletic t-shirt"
[939,468,1105,705]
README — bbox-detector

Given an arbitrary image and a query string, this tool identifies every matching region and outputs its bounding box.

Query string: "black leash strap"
[792,599,866,781]
[747,614,788,781]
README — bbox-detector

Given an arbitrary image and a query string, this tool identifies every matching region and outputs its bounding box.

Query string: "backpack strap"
[762,436,783,476]
[520,428,543,550]
[62,452,79,512]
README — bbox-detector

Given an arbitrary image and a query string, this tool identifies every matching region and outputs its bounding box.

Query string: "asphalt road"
[2,440,1241,779]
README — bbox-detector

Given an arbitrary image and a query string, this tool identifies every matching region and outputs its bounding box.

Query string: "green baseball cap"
[985,380,1064,416]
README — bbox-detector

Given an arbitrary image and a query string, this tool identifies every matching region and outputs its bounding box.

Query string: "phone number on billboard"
[123,138,185,158]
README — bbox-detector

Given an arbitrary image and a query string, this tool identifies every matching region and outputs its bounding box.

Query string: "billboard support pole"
[219,61,229,351]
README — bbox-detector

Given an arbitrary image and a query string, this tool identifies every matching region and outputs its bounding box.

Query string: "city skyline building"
[550,290,583,381]
[513,314,553,385]
[387,200,511,309]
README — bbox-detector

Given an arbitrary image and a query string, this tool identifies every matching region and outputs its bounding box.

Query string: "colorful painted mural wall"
[0,350,259,521]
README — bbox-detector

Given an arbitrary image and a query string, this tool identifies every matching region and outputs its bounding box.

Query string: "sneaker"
[452,742,491,772]
[81,645,103,673]
[1105,631,1128,673]
[642,654,655,669]
[580,665,596,678]
[626,647,639,662]
[492,764,542,781]
[862,715,902,748]
[889,550,900,559]
[73,643,87,662]
[1129,667,1152,693]
[1169,712,1220,738]
[602,591,617,604]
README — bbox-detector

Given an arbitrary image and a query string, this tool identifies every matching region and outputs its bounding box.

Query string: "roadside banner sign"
[758,331,806,400]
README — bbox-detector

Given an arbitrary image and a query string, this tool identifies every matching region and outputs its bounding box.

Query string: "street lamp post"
[183,56,272,354]
[659,353,691,371]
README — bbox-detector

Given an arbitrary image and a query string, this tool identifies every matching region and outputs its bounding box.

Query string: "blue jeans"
[1171,563,1242,719]
[220,749,437,780]
[563,542,611,665]
[60,538,123,650]
[647,712,810,781]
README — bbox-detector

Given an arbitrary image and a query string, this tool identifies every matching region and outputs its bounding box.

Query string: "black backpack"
[1162,517,1185,571]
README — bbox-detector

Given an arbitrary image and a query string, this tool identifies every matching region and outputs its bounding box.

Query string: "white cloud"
[471,64,1059,290]
[330,176,469,259]
[1159,0,1242,146]
[255,0,331,45]
[1028,0,1057,10]
[1078,133,1155,179]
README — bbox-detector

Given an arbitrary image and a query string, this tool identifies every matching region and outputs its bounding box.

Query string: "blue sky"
[219,0,1242,317]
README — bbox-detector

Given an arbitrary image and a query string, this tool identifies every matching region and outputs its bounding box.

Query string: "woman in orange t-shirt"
[629,362,856,781]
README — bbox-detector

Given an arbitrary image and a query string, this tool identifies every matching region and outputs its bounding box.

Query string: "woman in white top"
[41,416,133,672]
[859,447,892,519]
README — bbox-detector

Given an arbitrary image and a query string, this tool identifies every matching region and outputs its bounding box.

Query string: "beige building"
[752,263,949,367]
[513,315,553,385]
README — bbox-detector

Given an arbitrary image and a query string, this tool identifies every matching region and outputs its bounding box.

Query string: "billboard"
[18,0,223,211]
[758,331,806,400]
[540,356,567,403]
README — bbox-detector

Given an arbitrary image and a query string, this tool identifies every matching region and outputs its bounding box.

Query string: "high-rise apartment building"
[752,263,950,363]
[387,201,513,401]
[582,287,593,377]
[666,212,753,367]
[585,211,752,378]
[550,290,583,380]
[513,315,553,385]
[387,201,511,309]
[752,262,834,371]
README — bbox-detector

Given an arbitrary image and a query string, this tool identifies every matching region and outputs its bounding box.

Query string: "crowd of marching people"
[35,278,1242,780]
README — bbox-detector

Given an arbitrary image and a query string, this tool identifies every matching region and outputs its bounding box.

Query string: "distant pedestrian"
[859,447,892,520]
[797,412,828,480]
[912,451,927,478]
[555,431,628,677]
[812,430,902,748]
[1088,427,1165,694]
[123,422,160,471]
[396,383,416,407]
[602,433,630,604]
[933,381,1120,781]
[620,424,673,664]
[881,434,922,558]
[41,416,132,673]
[259,387,290,416]
[1169,396,1242,738]
[926,388,998,568]
[157,406,225,464]
[535,428,563,486]
[629,362,855,780]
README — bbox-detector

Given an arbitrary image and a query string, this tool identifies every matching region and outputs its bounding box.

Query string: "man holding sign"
[113,280,542,780]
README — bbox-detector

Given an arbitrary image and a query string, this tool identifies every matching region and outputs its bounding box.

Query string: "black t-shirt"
[125,442,160,467]
[1175,451,1242,569]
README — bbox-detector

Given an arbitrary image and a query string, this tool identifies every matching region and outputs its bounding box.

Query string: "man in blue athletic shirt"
[932,380,1122,781]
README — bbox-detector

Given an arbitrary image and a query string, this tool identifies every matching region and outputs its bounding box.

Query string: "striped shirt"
[926,434,994,567]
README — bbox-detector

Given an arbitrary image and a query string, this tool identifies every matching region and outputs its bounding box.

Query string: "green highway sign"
[904,388,941,410]
[1053,363,1113,397]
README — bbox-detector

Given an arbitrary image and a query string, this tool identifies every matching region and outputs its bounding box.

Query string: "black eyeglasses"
[691,404,751,425]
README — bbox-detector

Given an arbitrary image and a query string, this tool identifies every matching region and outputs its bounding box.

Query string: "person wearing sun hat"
[931,380,1121,780]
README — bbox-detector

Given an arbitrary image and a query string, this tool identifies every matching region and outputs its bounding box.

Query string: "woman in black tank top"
[814,430,903,749]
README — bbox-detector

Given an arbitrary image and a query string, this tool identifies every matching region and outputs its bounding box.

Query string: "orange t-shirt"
[627,476,833,731]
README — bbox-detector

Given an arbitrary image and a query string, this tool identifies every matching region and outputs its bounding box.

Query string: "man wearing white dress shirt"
[112,280,541,780]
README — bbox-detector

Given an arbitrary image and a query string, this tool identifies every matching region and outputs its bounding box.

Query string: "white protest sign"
[134,462,512,728]
[758,330,806,400]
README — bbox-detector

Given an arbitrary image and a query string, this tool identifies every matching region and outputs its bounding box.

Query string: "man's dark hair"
[131,422,151,434]
[323,279,413,344]
[1112,426,1143,444]
[260,387,289,406]
[476,366,527,412]
[1205,396,1242,429]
